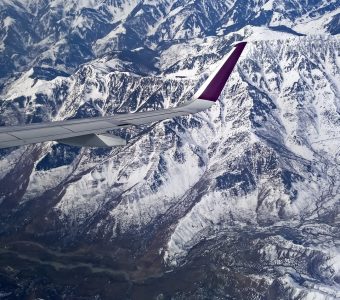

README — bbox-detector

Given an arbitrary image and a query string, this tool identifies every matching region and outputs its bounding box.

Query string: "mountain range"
[0,0,339,299]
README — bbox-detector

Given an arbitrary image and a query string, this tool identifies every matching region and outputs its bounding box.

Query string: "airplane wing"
[0,42,247,149]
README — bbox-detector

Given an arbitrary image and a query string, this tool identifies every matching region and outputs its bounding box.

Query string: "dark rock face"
[0,1,339,299]
[326,13,340,35]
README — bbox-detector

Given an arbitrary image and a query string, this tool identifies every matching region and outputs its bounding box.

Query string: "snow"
[262,0,274,11]
[237,25,297,42]
[293,7,340,35]
[104,0,141,22]
[22,164,72,203]
[94,23,126,54]
[0,148,26,181]
[165,190,260,265]
[4,68,53,100]
[163,36,340,268]
[72,15,90,30]
[3,16,15,27]
[0,0,339,295]
[49,0,97,10]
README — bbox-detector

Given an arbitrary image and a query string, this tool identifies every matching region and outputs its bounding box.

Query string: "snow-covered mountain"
[0,1,339,299]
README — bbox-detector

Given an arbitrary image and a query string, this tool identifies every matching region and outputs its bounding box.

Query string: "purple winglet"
[197,42,247,101]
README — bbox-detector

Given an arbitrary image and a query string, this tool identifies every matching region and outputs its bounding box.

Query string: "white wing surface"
[0,42,247,149]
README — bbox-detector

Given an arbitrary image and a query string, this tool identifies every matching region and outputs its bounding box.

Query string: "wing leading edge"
[0,42,247,149]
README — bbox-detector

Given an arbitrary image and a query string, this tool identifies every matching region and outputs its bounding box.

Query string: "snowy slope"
[0,0,339,299]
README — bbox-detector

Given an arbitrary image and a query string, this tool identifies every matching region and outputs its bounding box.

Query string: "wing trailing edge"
[57,133,126,147]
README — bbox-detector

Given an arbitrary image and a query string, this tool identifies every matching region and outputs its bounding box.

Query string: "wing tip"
[232,41,248,47]
[195,41,247,102]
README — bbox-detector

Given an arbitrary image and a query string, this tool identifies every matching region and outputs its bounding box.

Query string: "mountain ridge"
[0,1,339,299]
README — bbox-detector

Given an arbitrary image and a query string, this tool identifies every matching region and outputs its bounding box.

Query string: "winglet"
[194,42,247,102]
